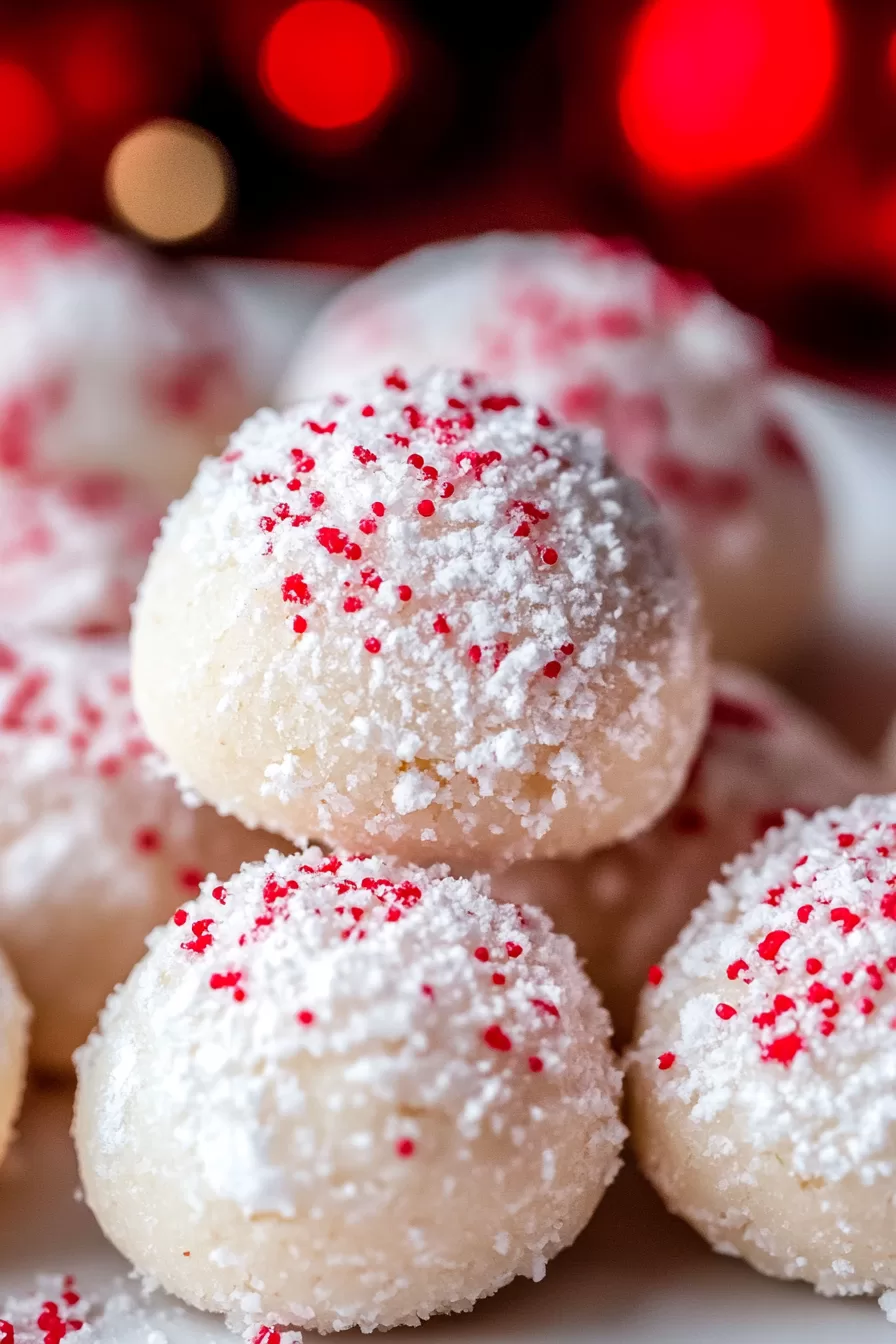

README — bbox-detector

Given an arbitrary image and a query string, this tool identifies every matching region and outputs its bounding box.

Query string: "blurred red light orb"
[620,0,838,188]
[59,7,151,122]
[0,60,58,184]
[260,0,399,131]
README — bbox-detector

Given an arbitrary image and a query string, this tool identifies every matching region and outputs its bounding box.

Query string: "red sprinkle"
[492,972,506,985]
[806,957,823,974]
[173,910,188,926]
[761,1032,804,1065]
[484,1024,512,1052]
[372,501,385,516]
[433,613,451,635]
[297,1009,314,1025]
[398,585,413,601]
[715,1003,737,1020]
[540,547,558,565]
[282,573,312,605]
[528,1055,544,1073]
[353,445,377,465]
[757,930,790,961]
[797,905,813,923]
[657,1052,676,1070]
[859,997,875,1015]
[727,959,749,980]
[543,661,561,679]
[647,965,664,986]
[417,499,435,518]
[831,907,861,935]
[474,946,490,962]
[364,637,381,654]
[395,1137,415,1158]
[293,615,307,634]
[506,942,523,958]
[317,527,347,555]
[837,832,855,848]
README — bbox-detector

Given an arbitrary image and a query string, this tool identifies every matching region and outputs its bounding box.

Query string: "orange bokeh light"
[619,0,838,188]
[0,60,58,185]
[260,0,399,131]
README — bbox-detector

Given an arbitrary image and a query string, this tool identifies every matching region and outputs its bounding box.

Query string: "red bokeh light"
[260,0,399,131]
[619,0,838,188]
[58,7,151,122]
[0,60,58,185]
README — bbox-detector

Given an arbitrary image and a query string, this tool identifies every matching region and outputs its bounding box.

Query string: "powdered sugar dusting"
[283,233,821,666]
[75,848,624,1334]
[0,632,272,1072]
[0,473,158,636]
[0,1274,198,1342]
[0,215,250,496]
[134,367,706,863]
[633,794,896,1183]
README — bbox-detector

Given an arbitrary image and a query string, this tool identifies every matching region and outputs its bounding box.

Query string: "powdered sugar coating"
[628,793,896,1297]
[284,232,823,667]
[0,945,28,1170]
[132,367,708,866]
[495,664,879,1041]
[74,847,624,1335]
[0,472,159,635]
[0,632,276,1073]
[0,215,253,499]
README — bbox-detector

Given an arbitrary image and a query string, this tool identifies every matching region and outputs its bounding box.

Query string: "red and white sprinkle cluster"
[0,473,158,636]
[284,232,821,665]
[135,367,705,862]
[0,215,249,497]
[0,633,270,1071]
[0,1274,192,1343]
[76,848,624,1334]
[632,793,896,1185]
[287,232,789,526]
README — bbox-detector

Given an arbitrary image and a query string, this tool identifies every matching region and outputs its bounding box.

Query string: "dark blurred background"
[0,0,894,387]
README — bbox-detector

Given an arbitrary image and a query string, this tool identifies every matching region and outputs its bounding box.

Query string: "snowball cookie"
[0,471,159,635]
[74,848,625,1336]
[494,663,879,1042]
[0,632,276,1073]
[133,367,709,867]
[0,948,29,1169]
[285,232,823,667]
[627,793,896,1298]
[0,215,253,500]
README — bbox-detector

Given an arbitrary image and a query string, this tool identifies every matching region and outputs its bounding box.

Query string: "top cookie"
[132,367,708,866]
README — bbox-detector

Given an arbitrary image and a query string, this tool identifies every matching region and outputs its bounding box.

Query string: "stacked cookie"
[0,216,272,1111]
[0,224,887,1340]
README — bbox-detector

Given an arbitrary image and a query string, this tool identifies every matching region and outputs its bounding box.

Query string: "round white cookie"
[74,848,625,1336]
[132,367,709,867]
[0,632,276,1072]
[0,215,253,499]
[628,793,896,1298]
[284,232,823,667]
